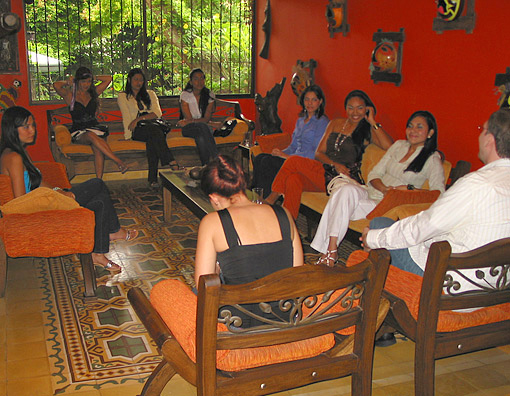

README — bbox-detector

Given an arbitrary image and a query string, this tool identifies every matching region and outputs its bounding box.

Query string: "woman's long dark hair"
[184,68,213,117]
[405,110,439,173]
[124,68,151,110]
[299,84,326,119]
[201,155,247,198]
[0,106,42,190]
[71,66,97,111]
[343,90,376,158]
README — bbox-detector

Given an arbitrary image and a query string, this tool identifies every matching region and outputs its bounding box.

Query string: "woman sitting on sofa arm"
[252,84,329,198]
[0,106,138,273]
[311,110,445,266]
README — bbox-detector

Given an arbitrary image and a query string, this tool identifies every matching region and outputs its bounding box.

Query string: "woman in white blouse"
[117,68,179,187]
[311,110,446,266]
[176,68,220,165]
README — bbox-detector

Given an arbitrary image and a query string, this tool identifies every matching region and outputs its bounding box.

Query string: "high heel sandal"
[118,163,129,174]
[315,249,337,267]
[93,260,122,273]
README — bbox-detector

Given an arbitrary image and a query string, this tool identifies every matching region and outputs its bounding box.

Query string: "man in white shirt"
[362,108,510,292]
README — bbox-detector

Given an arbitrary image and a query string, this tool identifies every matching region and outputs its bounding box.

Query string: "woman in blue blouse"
[252,85,329,198]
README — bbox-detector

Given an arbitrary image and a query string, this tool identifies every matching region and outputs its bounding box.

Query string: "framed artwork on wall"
[291,59,317,101]
[369,28,405,87]
[326,0,349,38]
[433,0,476,34]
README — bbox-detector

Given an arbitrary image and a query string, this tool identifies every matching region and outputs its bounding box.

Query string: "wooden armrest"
[127,287,174,348]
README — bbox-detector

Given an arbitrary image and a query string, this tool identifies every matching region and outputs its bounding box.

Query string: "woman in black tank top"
[194,155,304,327]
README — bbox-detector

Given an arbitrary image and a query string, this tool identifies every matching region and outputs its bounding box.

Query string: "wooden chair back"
[381,238,510,396]
[128,248,391,396]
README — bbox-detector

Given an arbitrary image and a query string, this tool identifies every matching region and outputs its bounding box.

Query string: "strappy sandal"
[169,161,185,171]
[125,229,139,241]
[118,163,129,174]
[94,260,122,273]
[315,249,338,267]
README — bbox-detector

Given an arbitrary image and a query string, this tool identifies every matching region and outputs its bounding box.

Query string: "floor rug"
[40,179,357,394]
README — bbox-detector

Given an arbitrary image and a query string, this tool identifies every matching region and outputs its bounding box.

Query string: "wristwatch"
[407,184,415,190]
[372,123,382,130]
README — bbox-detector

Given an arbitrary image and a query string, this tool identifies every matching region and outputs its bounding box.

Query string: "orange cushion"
[0,208,94,257]
[150,279,335,372]
[346,251,510,332]
[366,189,440,220]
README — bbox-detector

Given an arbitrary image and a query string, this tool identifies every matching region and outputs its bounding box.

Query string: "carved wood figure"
[255,77,286,135]
[259,0,271,59]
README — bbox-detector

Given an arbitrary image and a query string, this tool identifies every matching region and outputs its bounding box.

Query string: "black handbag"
[213,118,237,137]
[137,118,173,134]
[323,162,365,195]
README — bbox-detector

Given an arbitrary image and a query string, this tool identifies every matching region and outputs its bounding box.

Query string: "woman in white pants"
[311,110,446,266]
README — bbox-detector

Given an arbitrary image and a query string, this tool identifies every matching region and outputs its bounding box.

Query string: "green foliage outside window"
[25,0,254,102]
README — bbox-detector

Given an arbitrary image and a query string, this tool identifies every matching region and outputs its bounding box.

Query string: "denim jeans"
[369,217,424,276]
[181,122,218,165]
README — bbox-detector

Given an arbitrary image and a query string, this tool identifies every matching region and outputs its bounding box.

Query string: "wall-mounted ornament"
[495,67,510,109]
[326,0,349,38]
[259,0,271,59]
[433,0,476,34]
[291,59,317,100]
[369,28,404,87]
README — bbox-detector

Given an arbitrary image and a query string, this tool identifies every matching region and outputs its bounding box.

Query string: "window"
[24,0,255,102]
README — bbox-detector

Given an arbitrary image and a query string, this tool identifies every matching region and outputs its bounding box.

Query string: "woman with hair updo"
[252,84,329,198]
[266,89,394,219]
[195,155,303,326]
[176,68,220,165]
[53,67,129,178]
[312,110,445,266]
[0,106,138,273]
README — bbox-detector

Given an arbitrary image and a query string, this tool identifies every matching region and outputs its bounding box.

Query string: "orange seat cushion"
[366,189,440,220]
[150,279,335,372]
[0,208,95,257]
[346,251,510,332]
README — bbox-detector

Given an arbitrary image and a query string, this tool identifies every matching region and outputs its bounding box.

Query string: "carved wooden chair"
[0,162,96,298]
[128,249,391,396]
[372,238,510,396]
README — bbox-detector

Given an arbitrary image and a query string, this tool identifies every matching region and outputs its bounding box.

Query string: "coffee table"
[159,170,213,222]
[159,170,256,222]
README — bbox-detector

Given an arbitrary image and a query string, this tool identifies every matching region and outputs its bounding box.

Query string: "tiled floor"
[1,176,510,396]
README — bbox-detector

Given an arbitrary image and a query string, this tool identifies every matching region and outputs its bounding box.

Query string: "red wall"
[4,0,510,169]
[255,0,510,170]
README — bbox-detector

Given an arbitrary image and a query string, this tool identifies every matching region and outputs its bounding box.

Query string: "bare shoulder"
[199,211,221,231]
[328,117,347,131]
[0,150,23,177]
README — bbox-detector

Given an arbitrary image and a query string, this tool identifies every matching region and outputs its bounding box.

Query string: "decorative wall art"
[433,0,476,34]
[325,0,349,37]
[369,28,405,86]
[495,67,510,109]
[255,77,286,135]
[290,59,317,101]
[259,0,271,59]
[0,0,21,73]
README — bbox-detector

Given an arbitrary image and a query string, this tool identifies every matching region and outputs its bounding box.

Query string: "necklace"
[334,119,350,151]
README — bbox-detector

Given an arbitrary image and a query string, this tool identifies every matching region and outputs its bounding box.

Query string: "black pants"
[133,124,174,183]
[71,178,120,254]
[252,153,286,198]
[181,122,218,165]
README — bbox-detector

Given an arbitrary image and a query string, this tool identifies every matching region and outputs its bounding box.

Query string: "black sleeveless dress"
[216,205,293,327]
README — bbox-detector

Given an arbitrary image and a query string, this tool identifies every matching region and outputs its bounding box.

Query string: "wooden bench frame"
[47,97,255,179]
